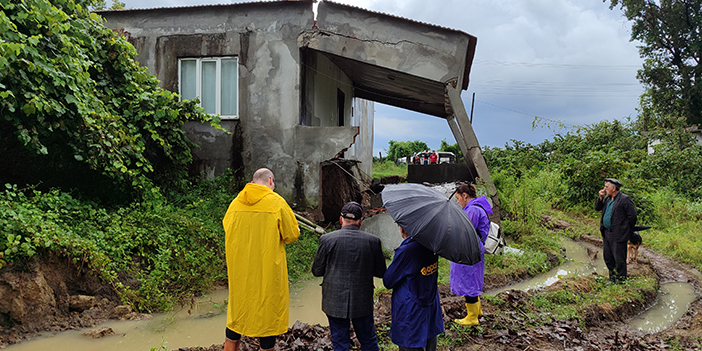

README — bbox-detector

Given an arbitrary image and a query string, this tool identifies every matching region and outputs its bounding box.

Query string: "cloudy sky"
[115,0,644,156]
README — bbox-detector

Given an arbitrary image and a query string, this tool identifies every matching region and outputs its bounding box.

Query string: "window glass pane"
[180,60,197,101]
[221,58,238,116]
[201,61,217,114]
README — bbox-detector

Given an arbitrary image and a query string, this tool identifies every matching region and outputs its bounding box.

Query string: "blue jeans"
[327,314,380,351]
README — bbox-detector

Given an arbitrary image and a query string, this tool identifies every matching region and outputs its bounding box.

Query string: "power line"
[475,99,536,118]
[474,59,641,70]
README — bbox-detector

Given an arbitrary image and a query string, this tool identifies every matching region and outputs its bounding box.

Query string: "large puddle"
[488,238,608,295]
[629,282,697,333]
[6,219,698,349]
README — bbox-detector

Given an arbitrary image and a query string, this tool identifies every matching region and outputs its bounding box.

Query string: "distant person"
[451,183,490,325]
[384,224,444,351]
[595,178,637,283]
[312,202,387,351]
[423,151,429,165]
[413,153,420,165]
[429,151,438,164]
[222,168,300,351]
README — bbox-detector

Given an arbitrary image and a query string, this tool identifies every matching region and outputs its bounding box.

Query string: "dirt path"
[174,235,701,351]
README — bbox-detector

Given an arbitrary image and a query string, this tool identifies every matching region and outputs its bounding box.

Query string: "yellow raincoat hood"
[223,183,299,337]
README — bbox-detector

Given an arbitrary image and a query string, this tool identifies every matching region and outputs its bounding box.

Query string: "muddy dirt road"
[172,235,701,351]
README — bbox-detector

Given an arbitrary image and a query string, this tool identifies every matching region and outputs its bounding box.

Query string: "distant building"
[647,125,702,154]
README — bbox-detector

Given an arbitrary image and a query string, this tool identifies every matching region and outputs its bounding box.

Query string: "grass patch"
[372,160,407,179]
[287,229,321,282]
[527,274,657,328]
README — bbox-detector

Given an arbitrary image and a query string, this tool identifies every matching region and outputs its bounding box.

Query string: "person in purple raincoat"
[450,183,491,325]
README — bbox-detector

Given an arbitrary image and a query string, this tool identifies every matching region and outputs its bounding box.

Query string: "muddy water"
[4,282,320,351]
[5,277,386,351]
[488,238,609,295]
[629,282,697,333]
[4,289,230,351]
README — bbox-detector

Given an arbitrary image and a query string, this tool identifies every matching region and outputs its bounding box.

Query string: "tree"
[386,140,429,161]
[0,0,218,201]
[438,139,463,162]
[91,0,124,10]
[608,0,702,128]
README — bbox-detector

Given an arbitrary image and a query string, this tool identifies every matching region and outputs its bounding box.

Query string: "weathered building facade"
[100,0,499,220]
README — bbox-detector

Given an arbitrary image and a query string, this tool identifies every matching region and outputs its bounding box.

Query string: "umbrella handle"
[448,188,457,201]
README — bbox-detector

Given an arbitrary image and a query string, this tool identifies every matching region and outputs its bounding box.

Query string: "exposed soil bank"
[0,253,150,347]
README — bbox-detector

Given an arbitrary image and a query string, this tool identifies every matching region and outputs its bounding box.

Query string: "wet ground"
[177,235,702,351]
[2,235,700,350]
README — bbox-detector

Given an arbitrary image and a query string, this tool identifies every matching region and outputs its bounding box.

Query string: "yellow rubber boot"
[477,297,483,317]
[454,302,479,325]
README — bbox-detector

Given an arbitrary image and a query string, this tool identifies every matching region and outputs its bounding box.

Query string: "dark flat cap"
[340,201,363,220]
[605,178,622,187]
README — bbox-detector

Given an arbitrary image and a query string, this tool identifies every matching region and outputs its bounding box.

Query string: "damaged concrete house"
[99,0,499,221]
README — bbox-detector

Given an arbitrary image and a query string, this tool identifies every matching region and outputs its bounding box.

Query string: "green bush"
[0,172,239,312]
[559,150,634,206]
[631,143,702,199]
[0,0,220,202]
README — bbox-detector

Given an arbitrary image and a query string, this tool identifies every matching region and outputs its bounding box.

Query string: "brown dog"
[627,231,643,264]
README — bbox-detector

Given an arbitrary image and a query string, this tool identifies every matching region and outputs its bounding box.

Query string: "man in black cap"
[312,202,387,351]
[595,178,637,283]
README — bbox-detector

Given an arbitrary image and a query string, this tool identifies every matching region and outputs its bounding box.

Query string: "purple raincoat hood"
[466,196,493,215]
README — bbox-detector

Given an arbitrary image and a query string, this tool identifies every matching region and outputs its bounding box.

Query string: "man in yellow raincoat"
[222,168,300,351]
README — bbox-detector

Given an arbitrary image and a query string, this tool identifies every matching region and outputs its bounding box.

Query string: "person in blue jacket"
[383,225,444,351]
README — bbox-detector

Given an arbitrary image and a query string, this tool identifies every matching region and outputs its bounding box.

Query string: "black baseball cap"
[340,201,363,220]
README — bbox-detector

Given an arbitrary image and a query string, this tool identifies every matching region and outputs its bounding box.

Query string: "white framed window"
[178,57,239,119]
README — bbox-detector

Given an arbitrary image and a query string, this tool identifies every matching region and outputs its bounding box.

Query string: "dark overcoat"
[311,225,386,319]
[595,192,637,242]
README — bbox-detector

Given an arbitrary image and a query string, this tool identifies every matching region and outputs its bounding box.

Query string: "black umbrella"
[381,183,482,265]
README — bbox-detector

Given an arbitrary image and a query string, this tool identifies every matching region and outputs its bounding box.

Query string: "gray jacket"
[311,225,386,319]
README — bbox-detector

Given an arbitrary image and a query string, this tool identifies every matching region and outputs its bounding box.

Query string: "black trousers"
[602,230,628,282]
[398,336,438,351]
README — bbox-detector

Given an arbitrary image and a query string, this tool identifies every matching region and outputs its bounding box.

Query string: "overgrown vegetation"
[0,0,220,202]
[483,118,702,271]
[0,172,239,312]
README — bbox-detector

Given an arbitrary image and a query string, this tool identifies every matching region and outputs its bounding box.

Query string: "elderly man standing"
[312,201,387,351]
[222,168,300,351]
[595,178,637,283]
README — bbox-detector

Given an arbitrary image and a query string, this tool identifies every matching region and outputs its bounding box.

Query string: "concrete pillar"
[445,85,501,223]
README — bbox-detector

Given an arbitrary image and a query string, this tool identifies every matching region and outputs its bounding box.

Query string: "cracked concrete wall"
[301,50,374,178]
[349,98,374,176]
[293,125,360,208]
[100,3,332,204]
[312,1,472,87]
